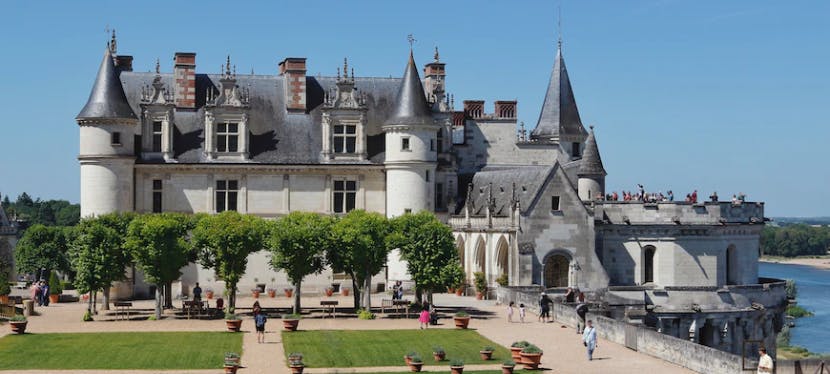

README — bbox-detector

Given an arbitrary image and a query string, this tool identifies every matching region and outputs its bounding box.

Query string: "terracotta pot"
[454,316,470,329]
[325,288,334,297]
[455,288,463,296]
[433,352,446,361]
[283,319,300,331]
[225,319,242,332]
[0,295,8,304]
[501,365,515,374]
[403,355,412,365]
[519,352,542,369]
[82,293,90,301]
[447,287,455,294]
[10,321,27,334]
[341,288,350,296]
[475,292,483,300]
[284,289,293,298]
[268,290,276,298]
[289,365,304,374]
[408,362,423,372]
[480,350,493,360]
[223,365,238,374]
[252,290,260,299]
[206,291,214,300]
[509,347,523,361]
[49,294,60,304]
[450,366,464,374]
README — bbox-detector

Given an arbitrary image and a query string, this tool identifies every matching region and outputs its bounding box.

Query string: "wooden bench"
[320,300,338,319]
[113,302,133,320]
[381,299,411,318]
[182,300,208,319]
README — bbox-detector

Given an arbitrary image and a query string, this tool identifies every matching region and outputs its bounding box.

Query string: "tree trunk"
[101,287,110,311]
[361,273,372,309]
[154,285,163,320]
[292,281,301,314]
[228,283,236,310]
[415,288,423,304]
[88,290,94,314]
[351,278,360,311]
[92,290,97,313]
[164,281,173,309]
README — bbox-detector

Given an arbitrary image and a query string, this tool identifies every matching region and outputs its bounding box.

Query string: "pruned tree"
[125,213,191,320]
[14,224,72,279]
[387,211,458,303]
[191,211,266,309]
[70,214,134,312]
[267,212,334,314]
[328,210,390,310]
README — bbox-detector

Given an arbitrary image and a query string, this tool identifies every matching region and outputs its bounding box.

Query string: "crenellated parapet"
[595,201,765,226]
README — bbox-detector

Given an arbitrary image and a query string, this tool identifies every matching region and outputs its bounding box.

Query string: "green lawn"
[364,372,504,374]
[282,329,511,368]
[0,332,242,370]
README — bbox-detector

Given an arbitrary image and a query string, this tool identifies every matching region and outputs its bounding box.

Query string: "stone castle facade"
[76,34,785,357]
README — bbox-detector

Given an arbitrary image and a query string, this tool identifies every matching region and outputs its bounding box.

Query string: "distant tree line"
[761,224,830,257]
[1,192,81,228]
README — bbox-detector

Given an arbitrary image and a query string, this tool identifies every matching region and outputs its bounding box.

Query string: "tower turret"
[77,47,138,217]
[577,126,607,201]
[383,49,439,217]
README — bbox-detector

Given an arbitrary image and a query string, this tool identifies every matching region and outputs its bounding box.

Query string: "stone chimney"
[174,52,196,109]
[463,100,484,119]
[279,57,307,112]
[115,55,133,72]
[494,100,517,119]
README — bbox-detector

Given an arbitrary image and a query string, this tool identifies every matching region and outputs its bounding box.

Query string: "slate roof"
[530,45,587,141]
[466,165,554,216]
[117,69,408,164]
[77,48,139,121]
[384,51,433,127]
[578,127,606,176]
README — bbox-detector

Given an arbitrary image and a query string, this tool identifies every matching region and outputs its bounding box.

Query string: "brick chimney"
[463,100,484,119]
[115,55,133,72]
[494,100,517,119]
[279,57,307,112]
[174,52,196,109]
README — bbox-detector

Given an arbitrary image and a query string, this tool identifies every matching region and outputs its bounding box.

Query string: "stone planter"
[10,321,27,334]
[479,350,493,360]
[509,347,523,361]
[225,319,242,332]
[501,365,515,374]
[450,366,464,374]
[283,319,300,331]
[408,362,423,372]
[49,294,60,304]
[289,364,304,374]
[519,352,542,370]
[453,316,470,329]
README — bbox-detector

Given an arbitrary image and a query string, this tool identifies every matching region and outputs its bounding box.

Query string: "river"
[759,262,830,354]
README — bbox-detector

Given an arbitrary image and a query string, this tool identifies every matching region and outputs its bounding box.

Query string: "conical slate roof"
[384,51,432,127]
[531,45,586,140]
[578,126,606,176]
[76,48,138,121]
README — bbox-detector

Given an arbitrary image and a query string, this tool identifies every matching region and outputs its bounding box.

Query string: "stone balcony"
[594,201,765,226]
[606,277,787,312]
[448,215,517,230]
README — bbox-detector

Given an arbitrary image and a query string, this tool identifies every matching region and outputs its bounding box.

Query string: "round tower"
[76,47,138,217]
[383,50,439,217]
[577,126,607,201]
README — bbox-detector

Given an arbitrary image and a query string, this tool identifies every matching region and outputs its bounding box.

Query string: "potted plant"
[480,346,495,360]
[449,359,465,374]
[252,288,261,298]
[341,287,350,296]
[447,286,456,294]
[496,273,509,287]
[205,288,214,300]
[432,346,446,361]
[501,359,516,374]
[407,354,424,372]
[519,344,543,369]
[9,314,27,334]
[223,352,240,374]
[284,287,294,297]
[324,287,334,297]
[224,309,242,332]
[453,310,470,329]
[267,288,277,298]
[455,286,464,296]
[283,313,301,331]
[473,271,487,300]
[288,353,304,374]
[49,271,62,304]
[509,341,530,361]
[403,351,418,365]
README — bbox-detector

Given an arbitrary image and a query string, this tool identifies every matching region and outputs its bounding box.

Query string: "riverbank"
[760,256,830,270]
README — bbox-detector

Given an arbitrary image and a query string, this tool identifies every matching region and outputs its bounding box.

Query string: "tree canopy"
[388,211,459,300]
[761,225,830,257]
[328,210,390,309]
[1,193,80,228]
[14,224,73,277]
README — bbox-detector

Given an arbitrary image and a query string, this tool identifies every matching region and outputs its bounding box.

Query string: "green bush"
[432,346,445,354]
[282,313,302,320]
[409,354,423,364]
[473,272,487,293]
[82,310,94,322]
[357,309,375,320]
[496,273,508,287]
[785,279,797,299]
[511,341,531,348]
[521,344,543,354]
[0,281,10,296]
[786,305,813,318]
[49,271,62,295]
[503,359,516,367]
[449,359,464,367]
[454,310,469,317]
[10,314,27,322]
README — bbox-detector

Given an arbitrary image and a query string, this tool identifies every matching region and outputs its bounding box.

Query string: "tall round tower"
[383,51,439,217]
[76,47,138,217]
[577,126,607,201]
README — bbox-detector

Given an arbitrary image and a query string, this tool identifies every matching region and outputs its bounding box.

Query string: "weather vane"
[407,34,416,49]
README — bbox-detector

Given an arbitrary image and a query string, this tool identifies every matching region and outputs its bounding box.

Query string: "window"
[111,132,121,145]
[333,179,357,213]
[551,196,561,211]
[401,137,410,151]
[215,180,238,212]
[572,142,581,158]
[425,170,430,182]
[404,208,412,214]
[435,183,444,211]
[217,122,239,152]
[152,179,163,213]
[152,121,163,152]
[430,138,435,151]
[437,130,444,153]
[644,246,656,284]
[333,124,357,153]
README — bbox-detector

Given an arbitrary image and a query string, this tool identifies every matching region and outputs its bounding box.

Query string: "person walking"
[582,320,598,361]
[41,281,50,306]
[576,302,589,333]
[253,305,267,343]
[757,347,773,373]
[192,282,202,301]
[418,302,431,329]
[507,301,515,322]
[518,303,526,323]
[31,282,41,307]
[538,293,552,323]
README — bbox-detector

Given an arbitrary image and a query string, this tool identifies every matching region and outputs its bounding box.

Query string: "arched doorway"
[643,245,656,284]
[473,237,486,274]
[544,253,570,288]
[495,237,509,284]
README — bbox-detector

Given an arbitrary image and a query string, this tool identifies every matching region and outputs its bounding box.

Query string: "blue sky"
[0,1,827,217]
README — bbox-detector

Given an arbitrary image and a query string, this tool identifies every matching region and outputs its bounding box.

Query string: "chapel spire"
[384,49,432,127]
[76,47,137,122]
[578,126,606,177]
[530,42,586,142]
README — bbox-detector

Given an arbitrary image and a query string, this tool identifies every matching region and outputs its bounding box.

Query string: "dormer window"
[152,121,163,152]
[333,124,356,153]
[204,111,249,160]
[217,122,239,153]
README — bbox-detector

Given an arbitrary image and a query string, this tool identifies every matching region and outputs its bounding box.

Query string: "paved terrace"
[0,293,693,374]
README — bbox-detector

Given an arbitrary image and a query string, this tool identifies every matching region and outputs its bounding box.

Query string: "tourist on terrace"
[192,282,202,301]
[611,191,618,201]
[582,320,598,361]
[538,293,552,323]
[710,192,718,202]
[668,190,674,201]
[691,190,698,203]
[507,301,515,322]
[564,287,575,303]
[757,347,773,373]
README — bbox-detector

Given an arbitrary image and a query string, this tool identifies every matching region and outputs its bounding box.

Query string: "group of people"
[506,302,526,323]
[417,301,438,329]
[29,280,51,307]
[391,281,404,300]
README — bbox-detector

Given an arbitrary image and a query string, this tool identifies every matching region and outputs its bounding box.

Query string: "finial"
[557,4,563,50]
[251,67,255,75]
[155,58,160,74]
[225,55,231,76]
[351,67,355,79]
[407,34,416,51]
[343,58,348,78]
[434,46,440,62]
[233,64,236,77]
[589,125,594,131]
[336,67,340,79]
[450,94,455,109]
[110,29,117,54]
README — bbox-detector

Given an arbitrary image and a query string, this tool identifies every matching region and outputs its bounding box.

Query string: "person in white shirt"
[582,320,598,361]
[757,347,773,373]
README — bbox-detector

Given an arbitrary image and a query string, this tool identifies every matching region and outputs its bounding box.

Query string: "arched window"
[544,254,570,288]
[643,245,656,284]
[726,245,737,285]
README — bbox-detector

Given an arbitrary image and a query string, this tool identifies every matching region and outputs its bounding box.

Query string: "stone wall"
[776,359,830,374]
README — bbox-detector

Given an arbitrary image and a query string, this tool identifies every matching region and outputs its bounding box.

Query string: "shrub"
[511,341,531,348]
[224,352,240,367]
[224,311,238,320]
[786,305,813,318]
[0,281,10,296]
[288,352,303,362]
[82,310,94,322]
[433,346,445,354]
[503,359,516,367]
[473,272,487,293]
[521,344,543,354]
[449,359,464,367]
[496,273,508,287]
[454,310,469,317]
[10,314,27,322]
[482,346,494,352]
[785,279,797,300]
[409,354,423,364]
[357,309,375,320]
[283,313,302,320]
[406,351,418,358]
[49,271,62,295]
